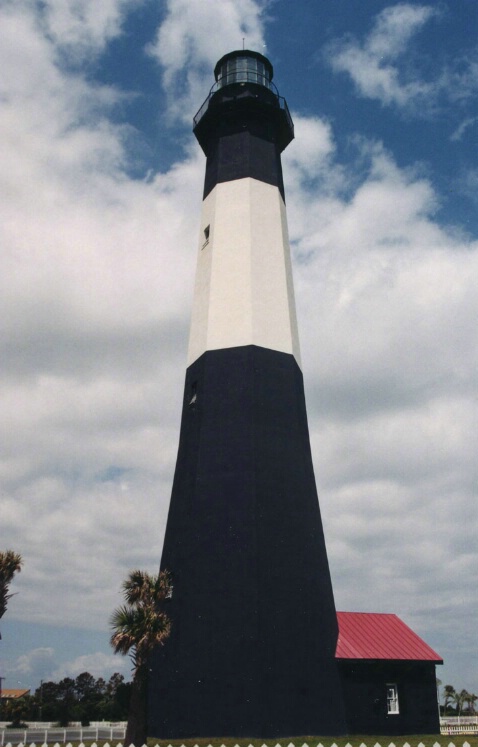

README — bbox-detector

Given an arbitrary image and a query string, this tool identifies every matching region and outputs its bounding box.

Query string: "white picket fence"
[441,718,478,735]
[0,727,126,747]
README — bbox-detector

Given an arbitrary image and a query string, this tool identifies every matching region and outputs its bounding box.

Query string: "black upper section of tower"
[193,50,294,201]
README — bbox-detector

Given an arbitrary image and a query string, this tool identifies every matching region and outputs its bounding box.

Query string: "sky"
[1,0,477,700]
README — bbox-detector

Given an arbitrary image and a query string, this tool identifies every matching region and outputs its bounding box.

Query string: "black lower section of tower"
[149,346,347,737]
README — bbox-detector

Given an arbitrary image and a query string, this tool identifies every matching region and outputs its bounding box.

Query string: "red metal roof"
[336,611,443,662]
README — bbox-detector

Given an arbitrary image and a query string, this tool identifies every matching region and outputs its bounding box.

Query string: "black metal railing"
[193,75,293,138]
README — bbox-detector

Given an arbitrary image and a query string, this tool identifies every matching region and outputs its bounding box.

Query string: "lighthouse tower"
[149,50,347,738]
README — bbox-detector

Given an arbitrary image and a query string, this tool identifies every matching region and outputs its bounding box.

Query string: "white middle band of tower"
[187,177,301,368]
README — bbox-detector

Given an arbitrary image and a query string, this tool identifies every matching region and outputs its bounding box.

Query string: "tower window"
[189,381,198,407]
[202,225,210,248]
[386,684,399,714]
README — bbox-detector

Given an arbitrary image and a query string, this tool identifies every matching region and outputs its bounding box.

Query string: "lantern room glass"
[216,54,271,89]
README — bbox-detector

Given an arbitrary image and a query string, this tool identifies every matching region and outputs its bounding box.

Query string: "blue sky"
[1,0,477,700]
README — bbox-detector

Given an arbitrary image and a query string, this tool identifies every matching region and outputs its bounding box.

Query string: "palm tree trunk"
[124,667,148,747]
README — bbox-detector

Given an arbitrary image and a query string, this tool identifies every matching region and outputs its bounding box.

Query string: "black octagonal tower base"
[148,51,347,739]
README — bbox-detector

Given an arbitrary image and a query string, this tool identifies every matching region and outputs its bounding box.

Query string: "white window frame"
[386,683,399,714]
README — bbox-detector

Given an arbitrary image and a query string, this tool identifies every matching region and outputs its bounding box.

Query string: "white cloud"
[450,116,478,142]
[147,0,267,122]
[326,3,437,108]
[12,647,56,682]
[0,0,202,634]
[283,114,337,186]
[363,3,435,59]
[38,0,142,60]
[324,3,478,114]
[3,647,130,684]
[52,652,130,681]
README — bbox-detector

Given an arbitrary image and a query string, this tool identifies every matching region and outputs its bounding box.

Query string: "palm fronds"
[0,550,23,620]
[110,569,172,673]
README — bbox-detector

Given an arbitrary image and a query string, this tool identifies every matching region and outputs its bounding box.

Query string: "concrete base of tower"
[148,345,347,738]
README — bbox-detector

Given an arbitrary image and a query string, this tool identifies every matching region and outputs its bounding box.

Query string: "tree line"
[1,671,131,726]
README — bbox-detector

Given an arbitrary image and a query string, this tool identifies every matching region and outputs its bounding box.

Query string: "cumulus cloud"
[325,2,478,115]
[0,0,202,635]
[283,114,338,189]
[52,652,129,681]
[325,3,437,107]
[4,647,129,684]
[38,0,143,60]
[11,647,57,682]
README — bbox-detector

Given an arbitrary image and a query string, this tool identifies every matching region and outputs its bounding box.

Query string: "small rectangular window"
[386,684,399,714]
[189,381,197,407]
[202,225,210,248]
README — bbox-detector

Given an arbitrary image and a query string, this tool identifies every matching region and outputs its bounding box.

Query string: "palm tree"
[453,688,469,716]
[0,550,23,620]
[110,569,172,747]
[443,684,456,715]
[467,692,478,716]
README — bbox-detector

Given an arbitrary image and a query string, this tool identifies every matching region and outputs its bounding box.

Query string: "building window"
[386,684,399,714]
[189,381,197,407]
[202,225,210,248]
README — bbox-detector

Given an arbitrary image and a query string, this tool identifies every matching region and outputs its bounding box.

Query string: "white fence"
[0,726,126,746]
[440,717,478,735]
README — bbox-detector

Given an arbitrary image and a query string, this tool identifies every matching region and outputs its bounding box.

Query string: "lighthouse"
[149,50,347,738]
